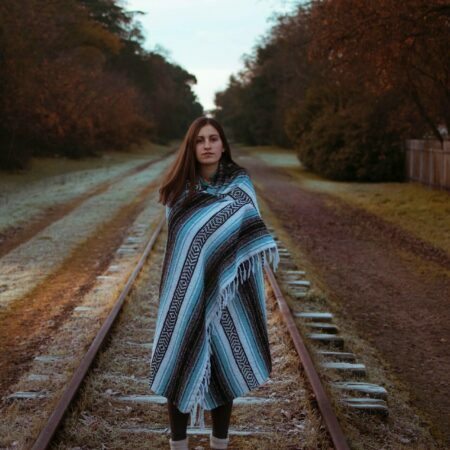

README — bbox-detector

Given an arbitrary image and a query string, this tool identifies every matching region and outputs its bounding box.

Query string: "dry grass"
[0,157,171,309]
[0,140,174,234]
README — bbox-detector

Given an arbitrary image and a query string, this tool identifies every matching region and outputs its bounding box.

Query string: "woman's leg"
[211,400,233,438]
[167,399,190,441]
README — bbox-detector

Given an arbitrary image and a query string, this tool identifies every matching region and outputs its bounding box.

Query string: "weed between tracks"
[51,229,331,449]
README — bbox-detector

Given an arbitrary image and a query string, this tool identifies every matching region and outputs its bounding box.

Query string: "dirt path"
[240,154,450,445]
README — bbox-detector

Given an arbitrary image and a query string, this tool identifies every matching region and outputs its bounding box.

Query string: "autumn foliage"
[0,0,202,170]
[215,0,449,181]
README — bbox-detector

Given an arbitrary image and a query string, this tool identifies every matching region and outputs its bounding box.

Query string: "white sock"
[169,436,189,450]
[210,433,229,449]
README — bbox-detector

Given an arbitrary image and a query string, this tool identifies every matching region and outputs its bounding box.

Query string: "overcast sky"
[124,0,297,111]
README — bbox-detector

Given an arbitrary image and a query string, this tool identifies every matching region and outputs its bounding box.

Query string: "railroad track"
[2,211,379,449]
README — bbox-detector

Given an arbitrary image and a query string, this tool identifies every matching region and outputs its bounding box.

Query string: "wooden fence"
[405,139,450,190]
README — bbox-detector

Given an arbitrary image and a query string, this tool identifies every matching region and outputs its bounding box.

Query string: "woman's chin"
[200,159,220,165]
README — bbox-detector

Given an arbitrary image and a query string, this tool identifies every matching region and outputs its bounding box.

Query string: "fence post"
[444,141,449,188]
[404,139,449,190]
[419,145,423,182]
[429,147,433,186]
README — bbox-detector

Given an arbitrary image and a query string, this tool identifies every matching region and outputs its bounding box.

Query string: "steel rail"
[264,263,350,450]
[32,214,165,450]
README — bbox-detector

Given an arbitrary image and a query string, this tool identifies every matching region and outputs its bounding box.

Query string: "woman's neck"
[200,162,219,181]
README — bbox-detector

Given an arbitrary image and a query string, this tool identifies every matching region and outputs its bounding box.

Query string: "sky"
[124,0,297,111]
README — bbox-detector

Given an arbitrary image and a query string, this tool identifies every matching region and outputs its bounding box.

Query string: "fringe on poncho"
[148,158,279,428]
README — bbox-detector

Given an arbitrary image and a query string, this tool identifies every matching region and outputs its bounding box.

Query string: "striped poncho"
[148,158,279,428]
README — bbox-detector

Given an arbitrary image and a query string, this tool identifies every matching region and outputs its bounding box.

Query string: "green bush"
[287,85,406,182]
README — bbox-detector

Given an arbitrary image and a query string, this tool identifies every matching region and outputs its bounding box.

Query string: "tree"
[308,0,450,142]
[0,0,203,169]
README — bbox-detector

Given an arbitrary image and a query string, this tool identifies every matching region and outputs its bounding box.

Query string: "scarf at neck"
[148,158,279,428]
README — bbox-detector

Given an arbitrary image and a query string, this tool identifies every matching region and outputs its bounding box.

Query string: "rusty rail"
[32,215,165,450]
[264,263,350,450]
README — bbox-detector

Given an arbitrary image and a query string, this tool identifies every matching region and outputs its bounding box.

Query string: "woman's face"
[194,124,224,167]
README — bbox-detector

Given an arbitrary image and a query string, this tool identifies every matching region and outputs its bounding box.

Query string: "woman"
[148,116,279,449]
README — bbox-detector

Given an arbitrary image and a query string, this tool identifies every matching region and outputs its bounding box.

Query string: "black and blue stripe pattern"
[148,159,279,428]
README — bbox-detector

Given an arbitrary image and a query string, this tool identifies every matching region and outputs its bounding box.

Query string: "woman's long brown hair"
[158,116,239,207]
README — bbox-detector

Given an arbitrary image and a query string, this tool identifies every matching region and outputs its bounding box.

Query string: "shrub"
[286,85,405,181]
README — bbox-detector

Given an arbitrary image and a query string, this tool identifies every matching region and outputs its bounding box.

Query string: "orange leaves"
[0,0,201,169]
[0,0,139,155]
[306,0,449,140]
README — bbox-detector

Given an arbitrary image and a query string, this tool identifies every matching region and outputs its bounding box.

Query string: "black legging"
[167,399,233,441]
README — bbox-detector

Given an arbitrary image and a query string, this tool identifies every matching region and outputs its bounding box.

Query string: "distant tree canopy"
[0,0,203,170]
[215,0,449,181]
